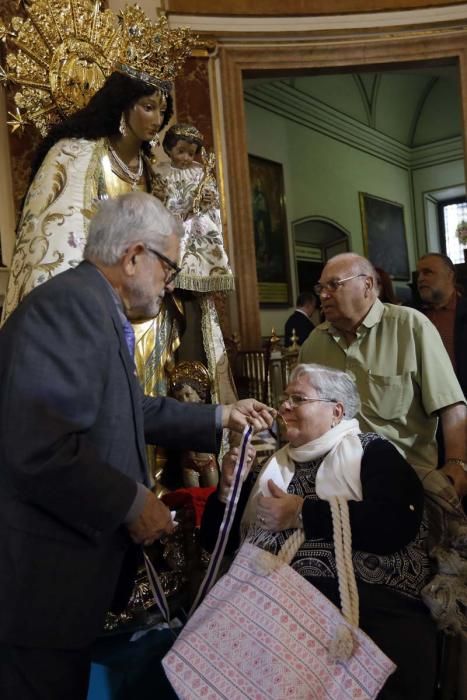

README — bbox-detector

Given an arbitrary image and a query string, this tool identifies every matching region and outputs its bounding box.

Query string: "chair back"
[234,347,271,404]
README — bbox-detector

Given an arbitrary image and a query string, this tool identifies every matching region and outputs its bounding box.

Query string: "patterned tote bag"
[157,428,396,699]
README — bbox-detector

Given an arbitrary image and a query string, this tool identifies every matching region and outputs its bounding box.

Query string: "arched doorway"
[293,216,350,292]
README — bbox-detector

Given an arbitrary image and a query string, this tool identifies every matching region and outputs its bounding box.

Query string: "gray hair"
[83,191,183,265]
[289,363,361,418]
[418,252,456,275]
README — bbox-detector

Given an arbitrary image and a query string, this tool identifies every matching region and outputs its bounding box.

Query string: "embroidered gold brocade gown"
[101,149,182,491]
[101,148,181,395]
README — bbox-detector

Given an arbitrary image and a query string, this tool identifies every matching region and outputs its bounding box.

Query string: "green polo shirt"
[299,299,465,472]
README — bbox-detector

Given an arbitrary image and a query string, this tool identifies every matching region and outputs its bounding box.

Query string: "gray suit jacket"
[0,261,219,648]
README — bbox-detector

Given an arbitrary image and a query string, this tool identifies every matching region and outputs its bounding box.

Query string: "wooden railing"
[227,328,300,408]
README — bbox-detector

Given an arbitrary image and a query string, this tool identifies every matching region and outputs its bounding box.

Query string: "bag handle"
[145,426,360,663]
[189,425,253,615]
[143,550,170,623]
[276,529,305,565]
[274,497,359,632]
[248,476,359,661]
[144,425,254,622]
[328,495,360,660]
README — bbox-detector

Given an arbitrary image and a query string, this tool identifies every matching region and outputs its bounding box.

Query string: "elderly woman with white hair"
[200,363,438,700]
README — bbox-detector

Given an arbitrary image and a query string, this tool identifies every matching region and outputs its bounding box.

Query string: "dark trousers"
[358,583,438,700]
[311,578,438,700]
[0,644,91,700]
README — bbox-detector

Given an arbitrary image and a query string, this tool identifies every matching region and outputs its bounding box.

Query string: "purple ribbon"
[143,425,253,623]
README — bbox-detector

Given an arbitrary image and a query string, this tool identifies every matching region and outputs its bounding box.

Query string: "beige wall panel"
[166,0,467,16]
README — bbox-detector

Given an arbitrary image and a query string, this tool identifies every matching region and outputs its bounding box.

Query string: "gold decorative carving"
[169,123,203,142]
[1,0,196,135]
[192,147,216,215]
[169,359,211,398]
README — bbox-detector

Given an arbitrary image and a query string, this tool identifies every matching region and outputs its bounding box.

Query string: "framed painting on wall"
[248,154,292,306]
[359,192,410,280]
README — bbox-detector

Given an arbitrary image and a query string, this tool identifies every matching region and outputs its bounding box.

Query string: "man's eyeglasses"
[278,394,337,409]
[146,246,181,285]
[314,273,367,295]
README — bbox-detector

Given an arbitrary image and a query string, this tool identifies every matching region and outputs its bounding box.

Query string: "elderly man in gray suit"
[0,192,272,700]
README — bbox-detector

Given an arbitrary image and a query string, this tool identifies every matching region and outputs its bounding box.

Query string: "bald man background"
[300,252,467,700]
[300,253,466,497]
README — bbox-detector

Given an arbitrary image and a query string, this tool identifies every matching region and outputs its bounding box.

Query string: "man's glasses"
[314,273,367,295]
[278,394,337,409]
[146,246,182,285]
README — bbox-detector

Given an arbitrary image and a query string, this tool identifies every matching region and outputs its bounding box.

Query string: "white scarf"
[242,418,363,528]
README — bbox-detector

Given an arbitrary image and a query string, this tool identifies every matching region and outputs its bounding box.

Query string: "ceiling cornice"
[168,4,467,34]
[244,81,464,169]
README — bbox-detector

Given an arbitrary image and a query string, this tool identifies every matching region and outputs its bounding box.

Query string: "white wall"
[412,159,465,253]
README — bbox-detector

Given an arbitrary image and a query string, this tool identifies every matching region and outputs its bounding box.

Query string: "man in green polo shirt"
[299,253,466,498]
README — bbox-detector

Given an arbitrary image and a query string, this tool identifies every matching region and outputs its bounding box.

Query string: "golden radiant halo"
[49,39,111,114]
[1,0,196,136]
[169,360,212,400]
[6,106,29,134]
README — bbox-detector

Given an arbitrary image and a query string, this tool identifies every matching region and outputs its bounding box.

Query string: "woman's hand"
[257,480,303,531]
[218,445,256,503]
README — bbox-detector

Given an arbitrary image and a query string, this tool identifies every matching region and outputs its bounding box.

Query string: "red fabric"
[162,487,216,527]
[423,292,457,369]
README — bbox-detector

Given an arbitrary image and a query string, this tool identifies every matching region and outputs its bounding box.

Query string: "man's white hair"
[84,191,183,265]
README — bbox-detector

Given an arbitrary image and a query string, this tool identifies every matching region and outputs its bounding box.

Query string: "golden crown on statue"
[0,0,196,136]
[170,124,204,142]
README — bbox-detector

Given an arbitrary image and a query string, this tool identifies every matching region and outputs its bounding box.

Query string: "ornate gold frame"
[0,87,16,292]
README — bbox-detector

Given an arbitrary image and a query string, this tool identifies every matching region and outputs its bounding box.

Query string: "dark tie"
[122,317,136,359]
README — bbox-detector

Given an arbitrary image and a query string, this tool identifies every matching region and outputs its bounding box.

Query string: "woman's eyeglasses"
[278,394,337,409]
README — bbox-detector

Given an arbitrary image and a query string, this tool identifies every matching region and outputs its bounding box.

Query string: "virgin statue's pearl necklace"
[107,142,143,188]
